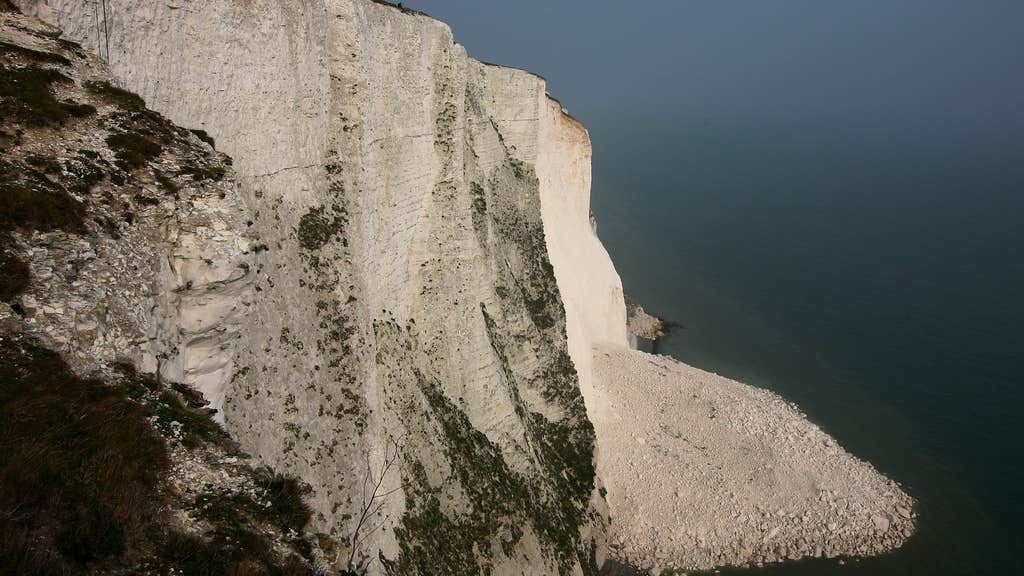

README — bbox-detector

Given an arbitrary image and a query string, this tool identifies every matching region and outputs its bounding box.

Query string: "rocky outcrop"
[623,296,664,353]
[1,12,321,575]
[1,6,253,408]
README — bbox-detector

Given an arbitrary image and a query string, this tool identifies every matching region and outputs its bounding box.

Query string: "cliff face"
[27,0,629,573]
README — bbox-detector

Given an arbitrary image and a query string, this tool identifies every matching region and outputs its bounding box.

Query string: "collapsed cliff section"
[0,10,328,575]
[592,347,916,574]
[28,0,617,573]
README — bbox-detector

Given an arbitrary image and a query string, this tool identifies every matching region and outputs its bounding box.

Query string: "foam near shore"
[589,344,916,573]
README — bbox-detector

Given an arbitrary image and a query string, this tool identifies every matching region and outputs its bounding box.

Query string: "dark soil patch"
[0,158,87,234]
[0,334,169,574]
[0,246,29,302]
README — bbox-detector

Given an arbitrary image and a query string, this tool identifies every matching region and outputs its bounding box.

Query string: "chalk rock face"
[40,0,627,572]
[472,61,629,410]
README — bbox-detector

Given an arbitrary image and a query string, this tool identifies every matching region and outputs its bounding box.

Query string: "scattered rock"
[872,515,891,533]
[593,345,916,572]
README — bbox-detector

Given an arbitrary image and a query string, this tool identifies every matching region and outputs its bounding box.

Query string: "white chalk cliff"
[20,0,915,573]
[27,0,622,572]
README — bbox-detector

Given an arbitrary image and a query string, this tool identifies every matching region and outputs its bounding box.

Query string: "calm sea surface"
[587,115,1024,575]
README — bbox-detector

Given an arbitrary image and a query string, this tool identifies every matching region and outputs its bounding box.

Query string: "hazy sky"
[406,0,1024,128]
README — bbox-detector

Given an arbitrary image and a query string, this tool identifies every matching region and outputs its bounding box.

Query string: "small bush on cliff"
[193,470,311,535]
[368,0,428,16]
[105,130,163,171]
[258,472,313,533]
[470,181,487,215]
[160,529,311,576]
[154,389,230,448]
[177,162,226,182]
[297,204,347,251]
[189,128,216,148]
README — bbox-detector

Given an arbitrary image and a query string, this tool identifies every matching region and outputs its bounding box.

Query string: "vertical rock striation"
[34,0,628,573]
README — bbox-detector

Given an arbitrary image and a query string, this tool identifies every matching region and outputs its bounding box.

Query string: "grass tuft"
[256,471,312,533]
[152,389,229,449]
[193,469,311,536]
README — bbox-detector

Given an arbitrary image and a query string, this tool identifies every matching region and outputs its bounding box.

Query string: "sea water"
[588,114,1024,575]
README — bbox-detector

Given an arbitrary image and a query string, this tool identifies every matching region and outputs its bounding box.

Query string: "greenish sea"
[588,114,1024,575]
